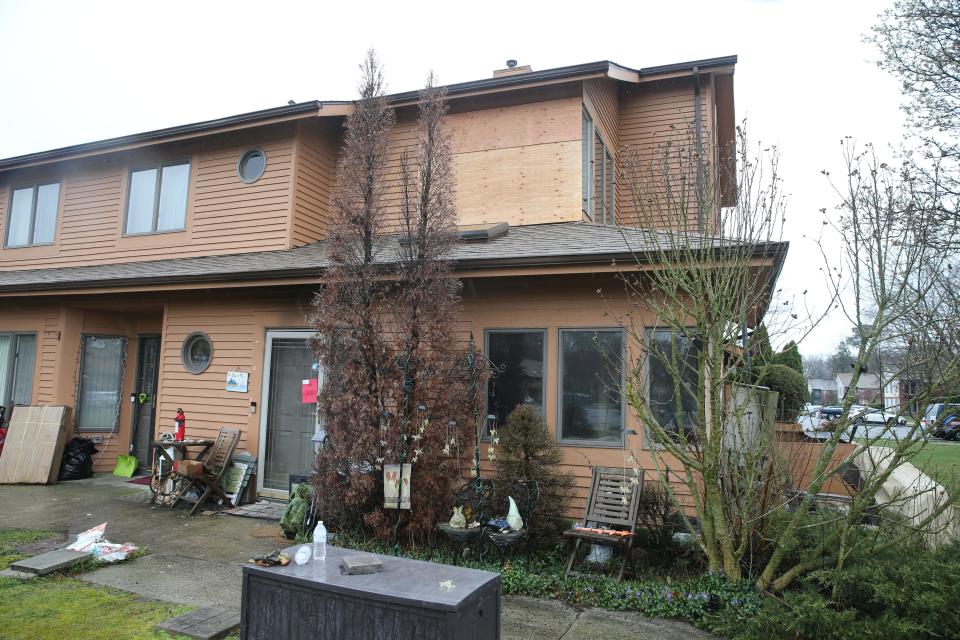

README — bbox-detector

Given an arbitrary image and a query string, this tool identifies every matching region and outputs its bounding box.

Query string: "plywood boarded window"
[76,335,126,432]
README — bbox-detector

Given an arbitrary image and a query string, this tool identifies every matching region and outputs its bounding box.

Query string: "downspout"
[693,66,705,230]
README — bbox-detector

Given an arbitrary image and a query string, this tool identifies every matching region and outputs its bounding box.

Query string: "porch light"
[486,414,497,433]
[312,429,328,451]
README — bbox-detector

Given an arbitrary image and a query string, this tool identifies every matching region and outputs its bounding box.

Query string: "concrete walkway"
[0,475,715,639]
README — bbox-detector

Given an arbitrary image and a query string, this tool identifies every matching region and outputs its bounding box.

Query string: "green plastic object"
[113,455,138,478]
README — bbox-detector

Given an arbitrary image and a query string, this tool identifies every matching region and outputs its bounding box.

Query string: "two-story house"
[0,55,784,500]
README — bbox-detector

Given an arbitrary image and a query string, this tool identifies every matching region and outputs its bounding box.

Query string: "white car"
[848,405,907,427]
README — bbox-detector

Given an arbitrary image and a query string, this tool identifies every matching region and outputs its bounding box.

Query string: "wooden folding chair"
[563,466,643,582]
[173,428,241,515]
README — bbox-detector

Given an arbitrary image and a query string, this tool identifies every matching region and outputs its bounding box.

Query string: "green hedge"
[756,363,806,421]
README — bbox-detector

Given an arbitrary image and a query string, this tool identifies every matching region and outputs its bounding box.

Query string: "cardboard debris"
[0,406,70,484]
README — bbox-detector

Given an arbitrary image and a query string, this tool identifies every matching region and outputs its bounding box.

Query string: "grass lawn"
[911,442,960,496]
[0,528,230,640]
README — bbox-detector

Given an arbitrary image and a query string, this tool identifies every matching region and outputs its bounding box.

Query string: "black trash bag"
[58,437,98,481]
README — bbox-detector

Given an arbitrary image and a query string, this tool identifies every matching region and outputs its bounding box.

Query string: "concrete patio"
[0,475,714,639]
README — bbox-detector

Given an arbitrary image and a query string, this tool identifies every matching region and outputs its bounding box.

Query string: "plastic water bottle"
[312,520,327,561]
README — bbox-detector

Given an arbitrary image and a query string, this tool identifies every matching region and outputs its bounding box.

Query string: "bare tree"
[312,57,472,544]
[618,125,960,592]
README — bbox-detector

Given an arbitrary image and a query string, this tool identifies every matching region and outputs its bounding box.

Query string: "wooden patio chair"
[172,428,241,516]
[563,466,643,582]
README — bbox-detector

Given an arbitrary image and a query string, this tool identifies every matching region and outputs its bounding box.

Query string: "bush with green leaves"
[756,363,806,421]
[494,405,575,546]
[713,540,960,640]
[280,483,312,539]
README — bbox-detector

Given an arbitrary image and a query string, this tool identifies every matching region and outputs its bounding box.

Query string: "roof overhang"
[0,55,737,173]
[0,100,344,172]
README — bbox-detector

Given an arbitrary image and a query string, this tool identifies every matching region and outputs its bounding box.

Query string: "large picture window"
[125,161,190,235]
[76,336,126,432]
[485,329,546,429]
[559,328,624,443]
[646,328,701,441]
[6,183,60,247]
[0,333,37,421]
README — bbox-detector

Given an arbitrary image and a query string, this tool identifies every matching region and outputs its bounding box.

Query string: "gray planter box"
[241,545,500,640]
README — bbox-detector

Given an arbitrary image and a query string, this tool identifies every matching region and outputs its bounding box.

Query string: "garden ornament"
[449,506,466,528]
[506,496,524,531]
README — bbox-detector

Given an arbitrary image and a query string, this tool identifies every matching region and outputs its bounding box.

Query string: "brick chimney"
[493,59,532,78]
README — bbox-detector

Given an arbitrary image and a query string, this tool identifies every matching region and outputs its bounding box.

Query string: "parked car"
[923,402,960,438]
[849,405,907,427]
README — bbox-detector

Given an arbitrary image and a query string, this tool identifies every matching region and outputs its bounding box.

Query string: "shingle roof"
[0,222,787,292]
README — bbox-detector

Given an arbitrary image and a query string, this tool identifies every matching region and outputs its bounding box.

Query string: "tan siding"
[291,122,337,246]
[0,126,296,270]
[617,77,714,231]
[583,78,620,152]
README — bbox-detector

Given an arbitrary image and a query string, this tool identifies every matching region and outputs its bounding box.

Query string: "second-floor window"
[6,183,60,247]
[125,161,190,235]
[582,109,615,225]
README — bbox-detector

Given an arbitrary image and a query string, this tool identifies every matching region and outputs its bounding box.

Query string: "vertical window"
[76,336,126,431]
[582,106,615,225]
[582,109,594,219]
[646,329,701,441]
[559,329,624,443]
[0,333,37,420]
[125,161,190,235]
[485,330,546,429]
[5,183,60,247]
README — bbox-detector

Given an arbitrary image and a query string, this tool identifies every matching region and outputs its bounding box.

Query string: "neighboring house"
[836,372,882,406]
[807,378,837,405]
[0,56,785,500]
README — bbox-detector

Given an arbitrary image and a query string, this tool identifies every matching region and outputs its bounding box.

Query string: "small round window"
[237,148,266,183]
[181,332,213,374]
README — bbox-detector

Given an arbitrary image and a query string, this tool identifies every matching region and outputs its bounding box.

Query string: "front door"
[260,331,320,495]
[131,335,160,469]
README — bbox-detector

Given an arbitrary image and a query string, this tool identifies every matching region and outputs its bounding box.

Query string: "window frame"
[237,148,268,184]
[181,331,213,374]
[4,182,60,248]
[581,105,615,225]
[556,327,626,447]
[123,160,191,236]
[582,109,594,219]
[0,332,38,417]
[75,334,127,433]
[483,328,548,437]
[643,327,703,448]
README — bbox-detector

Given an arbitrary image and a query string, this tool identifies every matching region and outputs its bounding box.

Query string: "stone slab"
[9,549,91,575]
[340,554,384,575]
[155,607,239,640]
[0,568,38,580]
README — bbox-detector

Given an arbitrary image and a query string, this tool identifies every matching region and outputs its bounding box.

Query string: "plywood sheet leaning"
[0,406,71,484]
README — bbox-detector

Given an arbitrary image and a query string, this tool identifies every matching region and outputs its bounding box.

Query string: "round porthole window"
[237,148,267,183]
[181,332,213,374]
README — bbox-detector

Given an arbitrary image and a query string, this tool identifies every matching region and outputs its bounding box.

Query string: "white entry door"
[258,330,321,497]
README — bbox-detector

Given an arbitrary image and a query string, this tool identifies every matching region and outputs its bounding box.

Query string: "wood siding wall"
[291,121,338,247]
[616,77,714,230]
[0,125,298,271]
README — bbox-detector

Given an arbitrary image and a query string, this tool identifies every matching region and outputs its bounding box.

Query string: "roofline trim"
[0,238,787,294]
[0,54,737,172]
[0,100,332,171]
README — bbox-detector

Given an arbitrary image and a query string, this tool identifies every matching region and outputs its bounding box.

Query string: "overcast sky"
[0,0,906,356]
